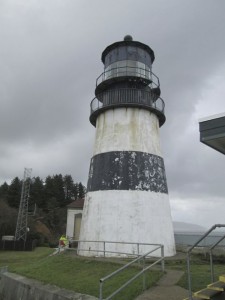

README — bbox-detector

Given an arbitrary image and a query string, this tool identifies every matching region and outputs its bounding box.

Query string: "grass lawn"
[0,247,162,300]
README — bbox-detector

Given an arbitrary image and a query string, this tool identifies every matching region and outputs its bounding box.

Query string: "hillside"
[173,221,206,233]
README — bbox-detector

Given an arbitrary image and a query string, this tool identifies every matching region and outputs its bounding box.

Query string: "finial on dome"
[124,35,133,41]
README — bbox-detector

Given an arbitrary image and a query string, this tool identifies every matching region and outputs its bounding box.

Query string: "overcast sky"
[1,0,225,228]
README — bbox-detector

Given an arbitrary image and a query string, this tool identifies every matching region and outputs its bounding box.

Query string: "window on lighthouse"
[105,60,151,81]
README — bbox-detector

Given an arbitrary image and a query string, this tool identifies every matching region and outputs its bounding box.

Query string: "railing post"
[187,253,192,300]
[103,241,105,257]
[208,232,225,283]
[161,245,165,273]
[209,250,215,282]
[137,243,141,266]
[99,280,103,300]
[142,256,146,291]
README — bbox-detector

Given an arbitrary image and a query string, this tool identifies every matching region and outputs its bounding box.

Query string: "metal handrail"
[99,245,164,300]
[209,232,225,282]
[90,88,165,118]
[186,224,225,300]
[96,66,160,88]
[70,239,162,257]
[67,240,164,299]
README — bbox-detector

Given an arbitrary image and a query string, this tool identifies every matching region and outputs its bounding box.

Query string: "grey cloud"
[1,0,225,227]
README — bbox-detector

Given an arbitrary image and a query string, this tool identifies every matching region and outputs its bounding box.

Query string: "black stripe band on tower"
[87,151,168,193]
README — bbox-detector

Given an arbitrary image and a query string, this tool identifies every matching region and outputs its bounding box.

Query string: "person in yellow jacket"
[59,234,68,248]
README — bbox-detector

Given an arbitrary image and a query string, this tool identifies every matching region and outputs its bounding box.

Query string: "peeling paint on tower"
[87,151,168,193]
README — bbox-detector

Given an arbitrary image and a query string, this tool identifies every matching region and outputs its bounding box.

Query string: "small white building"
[66,198,84,240]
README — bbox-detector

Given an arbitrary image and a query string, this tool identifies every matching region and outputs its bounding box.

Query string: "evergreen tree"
[53,174,65,207]
[1,174,86,210]
[6,177,22,208]
[63,174,74,204]
[0,199,18,236]
[43,174,65,209]
[73,182,79,200]
[43,176,51,210]
[78,182,86,199]
[0,182,9,199]
[30,177,44,208]
[44,175,57,210]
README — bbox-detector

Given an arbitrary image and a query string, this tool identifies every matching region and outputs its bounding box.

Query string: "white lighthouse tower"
[79,36,175,257]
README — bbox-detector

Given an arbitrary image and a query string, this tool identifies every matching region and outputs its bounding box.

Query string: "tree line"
[0,174,86,211]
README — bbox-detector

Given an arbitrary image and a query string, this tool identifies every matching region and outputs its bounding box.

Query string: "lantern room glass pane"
[105,60,151,80]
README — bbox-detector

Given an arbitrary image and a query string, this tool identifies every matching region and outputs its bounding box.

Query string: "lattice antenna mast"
[15,168,32,241]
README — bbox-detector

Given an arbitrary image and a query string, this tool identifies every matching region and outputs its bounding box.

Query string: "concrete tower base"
[79,190,175,257]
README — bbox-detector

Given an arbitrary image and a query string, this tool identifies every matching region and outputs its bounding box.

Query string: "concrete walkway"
[135,269,189,300]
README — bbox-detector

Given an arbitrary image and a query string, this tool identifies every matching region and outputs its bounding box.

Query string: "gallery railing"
[96,66,160,88]
[90,88,165,127]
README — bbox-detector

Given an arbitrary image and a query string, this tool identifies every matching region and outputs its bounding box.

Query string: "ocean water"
[174,231,225,247]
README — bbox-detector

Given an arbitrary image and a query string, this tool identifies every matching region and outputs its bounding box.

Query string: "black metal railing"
[90,88,165,127]
[96,66,160,88]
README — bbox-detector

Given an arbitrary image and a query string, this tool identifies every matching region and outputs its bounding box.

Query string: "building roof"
[199,113,225,155]
[67,198,84,209]
[101,39,155,64]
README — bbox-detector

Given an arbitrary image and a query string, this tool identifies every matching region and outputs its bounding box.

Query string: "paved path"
[135,269,189,300]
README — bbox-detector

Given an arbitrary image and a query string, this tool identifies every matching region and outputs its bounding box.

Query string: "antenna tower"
[15,168,32,241]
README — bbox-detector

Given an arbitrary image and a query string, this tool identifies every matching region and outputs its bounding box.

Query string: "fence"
[70,240,163,258]
[99,245,164,300]
[68,240,164,299]
[0,239,37,251]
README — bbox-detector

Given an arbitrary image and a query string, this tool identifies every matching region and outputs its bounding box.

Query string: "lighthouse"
[79,36,175,257]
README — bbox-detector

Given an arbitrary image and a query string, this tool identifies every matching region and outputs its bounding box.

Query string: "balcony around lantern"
[90,88,165,127]
[95,62,160,94]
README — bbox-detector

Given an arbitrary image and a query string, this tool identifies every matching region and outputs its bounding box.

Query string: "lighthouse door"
[74,213,82,240]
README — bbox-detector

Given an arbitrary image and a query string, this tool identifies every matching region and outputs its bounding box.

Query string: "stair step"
[194,288,221,299]
[207,281,225,291]
[219,275,225,283]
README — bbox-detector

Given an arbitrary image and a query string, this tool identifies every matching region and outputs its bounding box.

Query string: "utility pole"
[15,168,32,241]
